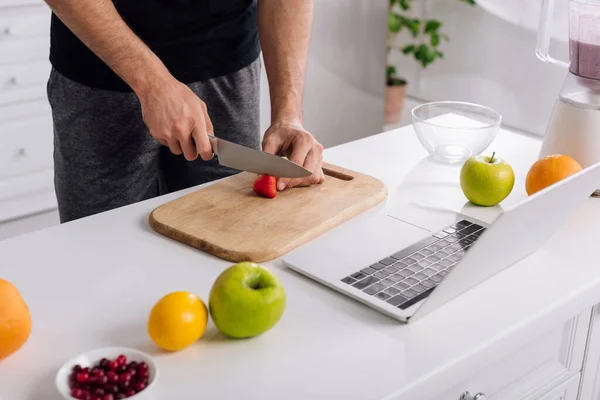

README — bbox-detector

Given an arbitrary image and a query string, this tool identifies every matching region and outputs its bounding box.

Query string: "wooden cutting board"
[149,163,387,263]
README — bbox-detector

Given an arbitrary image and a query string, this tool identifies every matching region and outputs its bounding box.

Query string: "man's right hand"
[137,78,214,161]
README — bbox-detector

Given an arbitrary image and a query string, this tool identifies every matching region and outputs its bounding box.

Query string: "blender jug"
[537,0,600,194]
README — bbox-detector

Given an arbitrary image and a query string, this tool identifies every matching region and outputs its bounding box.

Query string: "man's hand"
[138,78,214,161]
[262,120,325,191]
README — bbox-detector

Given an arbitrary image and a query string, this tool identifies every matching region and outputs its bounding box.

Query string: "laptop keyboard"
[341,220,485,310]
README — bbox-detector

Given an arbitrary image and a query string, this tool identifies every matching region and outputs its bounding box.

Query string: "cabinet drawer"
[0,117,53,179]
[0,99,51,125]
[0,37,49,65]
[0,6,51,41]
[0,170,57,222]
[433,310,590,400]
[0,60,51,105]
[536,373,579,400]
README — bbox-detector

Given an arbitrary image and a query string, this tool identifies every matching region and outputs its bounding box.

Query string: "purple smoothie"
[570,39,600,80]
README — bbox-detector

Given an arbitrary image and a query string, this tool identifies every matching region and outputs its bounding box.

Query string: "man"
[43,0,324,223]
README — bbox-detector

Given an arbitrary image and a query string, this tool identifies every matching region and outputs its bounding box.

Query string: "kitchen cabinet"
[432,309,589,400]
[0,3,57,227]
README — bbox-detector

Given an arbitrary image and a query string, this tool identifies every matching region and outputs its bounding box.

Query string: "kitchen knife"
[207,135,312,178]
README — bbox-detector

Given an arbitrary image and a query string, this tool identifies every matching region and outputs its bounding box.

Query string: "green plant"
[387,0,476,86]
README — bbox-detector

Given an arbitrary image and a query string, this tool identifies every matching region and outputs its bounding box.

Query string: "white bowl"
[55,346,158,400]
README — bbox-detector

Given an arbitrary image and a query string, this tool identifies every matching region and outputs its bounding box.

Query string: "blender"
[537,0,600,194]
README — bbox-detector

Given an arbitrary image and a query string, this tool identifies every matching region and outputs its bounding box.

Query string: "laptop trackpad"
[387,201,461,233]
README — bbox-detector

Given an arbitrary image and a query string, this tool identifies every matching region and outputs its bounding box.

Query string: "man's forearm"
[258,0,314,124]
[45,0,171,94]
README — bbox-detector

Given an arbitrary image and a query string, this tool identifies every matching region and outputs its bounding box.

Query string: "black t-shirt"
[49,0,261,92]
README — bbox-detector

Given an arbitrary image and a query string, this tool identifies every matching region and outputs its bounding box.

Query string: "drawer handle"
[460,392,487,400]
[16,148,26,157]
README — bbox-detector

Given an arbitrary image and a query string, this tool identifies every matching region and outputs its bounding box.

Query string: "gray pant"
[47,59,261,223]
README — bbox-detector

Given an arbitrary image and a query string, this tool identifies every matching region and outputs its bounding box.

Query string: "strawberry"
[253,174,277,198]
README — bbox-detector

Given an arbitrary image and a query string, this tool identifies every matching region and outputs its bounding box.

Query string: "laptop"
[283,161,600,322]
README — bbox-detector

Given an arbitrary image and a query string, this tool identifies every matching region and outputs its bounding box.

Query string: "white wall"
[388,0,570,137]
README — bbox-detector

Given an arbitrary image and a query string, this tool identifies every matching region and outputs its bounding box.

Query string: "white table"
[3,124,600,400]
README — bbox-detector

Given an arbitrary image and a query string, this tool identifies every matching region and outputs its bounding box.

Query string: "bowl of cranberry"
[55,346,158,400]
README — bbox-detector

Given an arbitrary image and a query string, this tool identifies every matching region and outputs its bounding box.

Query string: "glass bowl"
[411,101,502,164]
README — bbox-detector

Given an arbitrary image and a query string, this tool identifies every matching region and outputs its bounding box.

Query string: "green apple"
[209,262,286,339]
[460,152,515,207]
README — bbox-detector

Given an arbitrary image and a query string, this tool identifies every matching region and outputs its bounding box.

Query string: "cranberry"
[106,370,118,383]
[108,360,119,371]
[90,396,100,400]
[117,365,127,373]
[79,390,90,399]
[82,367,91,374]
[76,372,90,383]
[92,368,105,377]
[133,382,145,392]
[115,394,126,400]
[88,376,98,385]
[94,388,105,396]
[72,364,83,373]
[127,361,138,369]
[116,355,127,366]
[98,358,110,368]
[138,362,148,371]
[137,369,149,380]
[126,368,136,377]
[118,373,131,384]
[102,395,114,400]
[71,388,84,398]
[124,388,136,397]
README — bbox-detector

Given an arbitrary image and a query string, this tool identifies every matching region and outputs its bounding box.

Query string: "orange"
[147,291,208,351]
[525,154,583,196]
[0,279,32,360]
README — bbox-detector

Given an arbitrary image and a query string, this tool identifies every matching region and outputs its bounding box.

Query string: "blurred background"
[0,0,571,240]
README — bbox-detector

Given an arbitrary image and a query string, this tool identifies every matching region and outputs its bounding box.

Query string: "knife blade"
[207,135,312,178]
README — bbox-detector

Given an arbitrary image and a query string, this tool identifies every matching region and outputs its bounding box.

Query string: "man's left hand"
[262,120,325,191]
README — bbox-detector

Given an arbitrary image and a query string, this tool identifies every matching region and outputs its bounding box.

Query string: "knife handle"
[191,136,217,158]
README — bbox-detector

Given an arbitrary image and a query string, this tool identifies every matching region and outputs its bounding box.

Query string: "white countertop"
[2,124,600,400]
